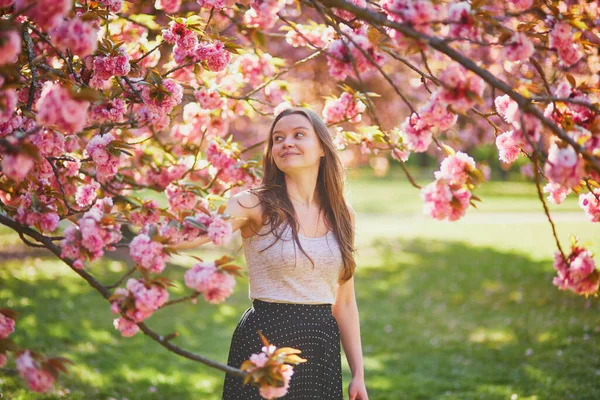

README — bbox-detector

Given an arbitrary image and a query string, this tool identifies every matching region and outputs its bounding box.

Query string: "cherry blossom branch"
[316,0,600,174]
[134,41,165,63]
[0,213,247,377]
[22,23,39,111]
[106,266,137,289]
[532,154,567,264]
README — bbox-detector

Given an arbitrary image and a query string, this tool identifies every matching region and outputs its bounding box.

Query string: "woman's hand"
[348,377,369,400]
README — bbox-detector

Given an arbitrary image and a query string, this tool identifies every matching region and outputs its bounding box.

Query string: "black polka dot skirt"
[222,299,343,399]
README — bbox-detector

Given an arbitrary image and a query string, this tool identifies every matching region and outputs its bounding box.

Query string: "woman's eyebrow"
[272,126,310,135]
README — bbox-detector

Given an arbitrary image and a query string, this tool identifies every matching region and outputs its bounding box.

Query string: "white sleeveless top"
[242,222,343,304]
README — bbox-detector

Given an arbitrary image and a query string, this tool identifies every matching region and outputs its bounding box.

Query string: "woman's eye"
[296,132,304,137]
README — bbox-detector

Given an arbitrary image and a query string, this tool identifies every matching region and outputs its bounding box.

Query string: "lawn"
[1,169,599,400]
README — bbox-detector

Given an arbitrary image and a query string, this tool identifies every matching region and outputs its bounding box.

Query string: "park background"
[2,158,599,400]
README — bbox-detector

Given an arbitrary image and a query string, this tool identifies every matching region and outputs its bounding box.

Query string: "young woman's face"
[271,113,325,173]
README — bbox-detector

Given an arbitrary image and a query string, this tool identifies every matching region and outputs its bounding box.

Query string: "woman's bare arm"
[169,190,258,251]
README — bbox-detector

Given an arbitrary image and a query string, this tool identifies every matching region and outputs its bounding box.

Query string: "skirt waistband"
[252,299,333,314]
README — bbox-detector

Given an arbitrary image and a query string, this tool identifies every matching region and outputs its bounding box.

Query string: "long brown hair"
[242,107,356,284]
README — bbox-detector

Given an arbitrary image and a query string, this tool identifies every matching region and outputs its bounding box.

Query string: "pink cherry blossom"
[326,27,384,81]
[322,92,366,124]
[36,83,90,135]
[544,144,585,188]
[129,199,161,226]
[1,152,35,183]
[553,244,599,296]
[0,30,21,66]
[207,216,233,246]
[24,367,55,393]
[494,95,519,125]
[447,2,480,41]
[548,21,583,67]
[419,94,457,131]
[197,0,225,9]
[194,88,224,110]
[0,313,15,339]
[495,130,522,163]
[30,129,65,157]
[75,181,100,208]
[544,183,571,205]
[507,0,533,12]
[85,133,122,181]
[285,24,334,48]
[434,152,476,186]
[92,48,131,82]
[420,180,471,221]
[15,0,72,31]
[258,364,294,399]
[130,233,169,273]
[166,184,198,214]
[113,317,139,337]
[400,113,433,152]
[51,17,99,58]
[0,87,18,124]
[579,190,600,223]
[98,0,122,12]
[184,261,236,303]
[501,32,535,62]
[156,0,182,13]
[437,64,485,112]
[89,99,127,124]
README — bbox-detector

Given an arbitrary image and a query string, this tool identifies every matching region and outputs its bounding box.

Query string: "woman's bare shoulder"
[227,189,264,225]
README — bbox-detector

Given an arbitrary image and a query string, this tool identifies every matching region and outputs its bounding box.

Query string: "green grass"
[1,174,599,400]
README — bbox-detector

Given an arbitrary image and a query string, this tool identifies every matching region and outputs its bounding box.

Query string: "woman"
[176,108,368,399]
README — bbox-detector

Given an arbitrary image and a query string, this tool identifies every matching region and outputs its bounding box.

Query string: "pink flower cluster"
[243,344,295,399]
[75,181,100,208]
[91,48,131,84]
[61,198,122,269]
[0,312,15,339]
[129,199,161,227]
[166,183,198,214]
[111,278,169,336]
[238,53,275,87]
[184,261,236,304]
[285,24,335,48]
[507,0,533,12]
[437,64,485,112]
[420,152,477,221]
[380,0,437,38]
[0,153,35,183]
[50,17,99,58]
[207,215,233,246]
[85,133,122,181]
[197,0,225,10]
[548,21,583,67]
[544,144,585,189]
[163,21,198,58]
[501,32,535,62]
[579,190,600,223]
[36,83,90,135]
[89,98,127,124]
[322,92,366,124]
[194,87,224,110]
[544,82,594,126]
[0,30,21,65]
[194,40,232,72]
[16,351,54,393]
[15,0,71,31]
[327,25,384,81]
[244,0,286,30]
[447,2,480,41]
[139,78,183,114]
[98,0,123,13]
[553,242,599,296]
[15,193,60,233]
[0,86,18,124]
[155,0,182,13]
[30,129,65,157]
[543,182,571,205]
[494,95,542,164]
[130,233,170,273]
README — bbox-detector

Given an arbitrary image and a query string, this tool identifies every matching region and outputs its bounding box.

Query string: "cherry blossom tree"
[0,0,599,397]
